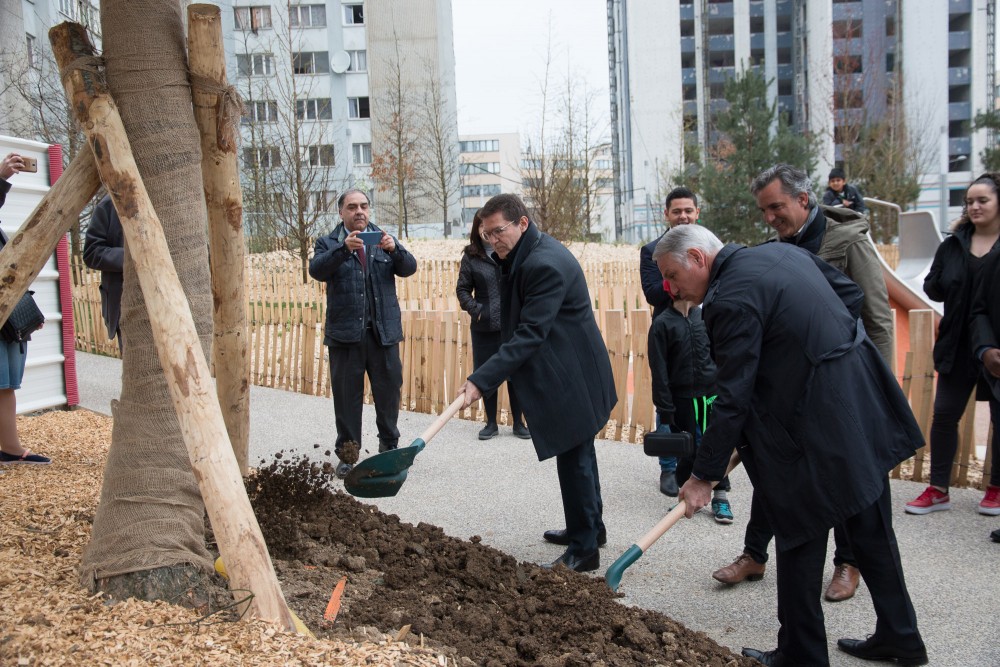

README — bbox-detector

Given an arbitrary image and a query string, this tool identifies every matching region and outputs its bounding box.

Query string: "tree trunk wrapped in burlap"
[79,0,215,591]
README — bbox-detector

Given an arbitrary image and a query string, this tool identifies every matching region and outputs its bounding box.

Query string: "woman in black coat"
[905,173,1000,517]
[455,210,528,440]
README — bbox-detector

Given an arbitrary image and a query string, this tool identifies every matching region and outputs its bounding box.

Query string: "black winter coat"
[455,251,501,332]
[924,223,1000,374]
[309,222,416,346]
[640,232,672,319]
[694,243,923,550]
[468,222,617,460]
[970,250,1000,400]
[822,183,867,214]
[83,196,125,339]
[647,306,715,424]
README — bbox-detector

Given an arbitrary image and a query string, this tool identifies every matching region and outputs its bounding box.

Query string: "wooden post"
[0,152,101,321]
[50,22,296,632]
[188,4,251,476]
[908,310,936,482]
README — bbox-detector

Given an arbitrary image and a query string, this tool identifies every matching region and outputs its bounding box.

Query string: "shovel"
[605,451,741,591]
[343,395,465,498]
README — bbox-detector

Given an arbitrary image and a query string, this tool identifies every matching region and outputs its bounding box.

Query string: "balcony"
[684,100,698,115]
[750,32,793,50]
[949,67,970,86]
[681,36,695,53]
[948,101,972,120]
[949,0,972,13]
[832,3,863,22]
[682,68,696,85]
[704,2,733,19]
[949,31,971,51]
[708,66,736,84]
[708,34,735,51]
[949,137,971,156]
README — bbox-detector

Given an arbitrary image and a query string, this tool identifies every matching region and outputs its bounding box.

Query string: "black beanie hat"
[829,167,846,180]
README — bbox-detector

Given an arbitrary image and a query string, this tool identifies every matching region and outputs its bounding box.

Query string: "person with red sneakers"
[0,153,51,466]
[905,173,1000,518]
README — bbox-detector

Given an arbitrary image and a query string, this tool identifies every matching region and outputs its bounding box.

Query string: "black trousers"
[929,362,1000,488]
[774,479,923,666]
[328,328,402,457]
[745,491,856,567]
[470,329,523,425]
[555,435,605,555]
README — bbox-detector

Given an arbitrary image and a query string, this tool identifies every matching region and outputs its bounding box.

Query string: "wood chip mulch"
[0,409,448,666]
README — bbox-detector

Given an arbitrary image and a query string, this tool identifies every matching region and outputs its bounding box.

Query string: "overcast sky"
[451,0,611,140]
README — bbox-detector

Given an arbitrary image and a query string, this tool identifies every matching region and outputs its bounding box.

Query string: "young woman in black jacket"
[455,210,528,440]
[906,173,1000,516]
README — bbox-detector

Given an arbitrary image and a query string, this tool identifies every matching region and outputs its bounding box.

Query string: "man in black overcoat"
[458,194,617,573]
[657,225,927,666]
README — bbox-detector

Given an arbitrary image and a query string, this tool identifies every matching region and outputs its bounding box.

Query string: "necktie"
[357,244,367,270]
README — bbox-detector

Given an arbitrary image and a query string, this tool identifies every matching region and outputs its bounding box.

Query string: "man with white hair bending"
[654,224,927,667]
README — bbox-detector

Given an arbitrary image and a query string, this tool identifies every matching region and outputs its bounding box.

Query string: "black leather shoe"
[836,637,928,665]
[659,470,679,497]
[378,440,398,453]
[543,527,607,547]
[991,527,1000,543]
[740,647,787,666]
[478,423,498,440]
[543,549,599,573]
[512,422,531,439]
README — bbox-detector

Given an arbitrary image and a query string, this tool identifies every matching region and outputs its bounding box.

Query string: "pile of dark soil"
[246,455,754,667]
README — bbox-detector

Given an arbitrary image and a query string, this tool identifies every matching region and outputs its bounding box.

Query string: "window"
[243,147,281,169]
[832,20,862,40]
[352,143,372,165]
[293,51,330,74]
[296,98,333,120]
[305,144,336,167]
[343,4,364,24]
[244,100,278,123]
[235,6,272,31]
[833,90,863,110]
[462,208,479,223]
[460,162,500,175]
[460,139,500,153]
[237,53,275,76]
[461,184,501,198]
[289,4,326,27]
[348,96,370,119]
[308,190,338,213]
[25,34,36,69]
[833,55,862,75]
[347,50,367,72]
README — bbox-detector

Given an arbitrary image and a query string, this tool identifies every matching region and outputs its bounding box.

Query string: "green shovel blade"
[343,439,426,497]
[604,544,643,592]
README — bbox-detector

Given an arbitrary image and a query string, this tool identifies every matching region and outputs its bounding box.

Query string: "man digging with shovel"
[457,194,617,573]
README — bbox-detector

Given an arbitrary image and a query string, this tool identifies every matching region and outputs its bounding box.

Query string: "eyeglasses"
[480,220,516,242]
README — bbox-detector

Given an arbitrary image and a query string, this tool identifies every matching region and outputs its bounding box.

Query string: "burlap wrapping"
[79,0,215,586]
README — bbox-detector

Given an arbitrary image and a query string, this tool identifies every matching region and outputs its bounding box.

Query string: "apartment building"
[457,132,521,232]
[609,0,996,239]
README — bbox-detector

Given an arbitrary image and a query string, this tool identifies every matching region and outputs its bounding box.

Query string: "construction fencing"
[71,251,991,489]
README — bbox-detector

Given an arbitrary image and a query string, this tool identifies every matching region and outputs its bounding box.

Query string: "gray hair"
[652,224,723,265]
[750,164,817,208]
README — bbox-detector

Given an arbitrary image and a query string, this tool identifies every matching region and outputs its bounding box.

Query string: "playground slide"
[864,200,944,373]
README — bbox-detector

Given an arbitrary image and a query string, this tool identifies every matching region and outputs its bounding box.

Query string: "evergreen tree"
[974,109,1000,173]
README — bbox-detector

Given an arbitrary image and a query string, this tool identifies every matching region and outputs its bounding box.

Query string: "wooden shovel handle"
[419,396,465,445]
[636,451,742,552]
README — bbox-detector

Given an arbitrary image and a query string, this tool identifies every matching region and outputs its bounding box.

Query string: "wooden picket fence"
[70,252,991,488]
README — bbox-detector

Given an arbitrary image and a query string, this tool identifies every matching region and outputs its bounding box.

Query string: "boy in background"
[822,167,867,214]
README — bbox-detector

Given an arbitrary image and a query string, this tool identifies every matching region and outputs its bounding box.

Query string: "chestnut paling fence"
[71,246,992,489]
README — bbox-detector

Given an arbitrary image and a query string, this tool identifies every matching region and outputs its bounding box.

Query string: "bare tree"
[830,13,934,242]
[369,32,423,237]
[236,1,346,281]
[0,35,94,261]
[416,61,460,238]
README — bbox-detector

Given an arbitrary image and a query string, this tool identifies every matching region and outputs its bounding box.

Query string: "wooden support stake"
[0,151,101,321]
[188,4,251,476]
[50,21,296,633]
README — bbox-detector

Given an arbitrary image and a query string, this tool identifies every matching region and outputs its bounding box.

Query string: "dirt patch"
[247,455,755,666]
[337,440,360,465]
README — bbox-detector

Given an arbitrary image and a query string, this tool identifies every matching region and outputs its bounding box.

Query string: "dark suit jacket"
[693,243,923,550]
[469,222,617,460]
[640,232,672,319]
[83,196,125,339]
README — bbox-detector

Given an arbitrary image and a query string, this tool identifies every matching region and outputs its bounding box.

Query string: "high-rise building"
[457,132,521,232]
[609,0,996,240]
[226,0,460,239]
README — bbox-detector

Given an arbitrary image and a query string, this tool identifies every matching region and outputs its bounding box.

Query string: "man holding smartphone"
[309,190,417,478]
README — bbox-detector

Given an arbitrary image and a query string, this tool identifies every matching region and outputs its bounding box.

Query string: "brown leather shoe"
[824,563,860,602]
[712,552,765,584]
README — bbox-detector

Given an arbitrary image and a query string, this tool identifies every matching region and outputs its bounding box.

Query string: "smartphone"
[21,157,37,173]
[356,231,383,245]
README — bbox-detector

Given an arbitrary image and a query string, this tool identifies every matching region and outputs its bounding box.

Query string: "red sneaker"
[978,485,1000,516]
[905,486,951,515]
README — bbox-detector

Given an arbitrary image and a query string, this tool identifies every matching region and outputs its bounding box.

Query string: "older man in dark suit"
[458,193,617,573]
[658,225,927,666]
